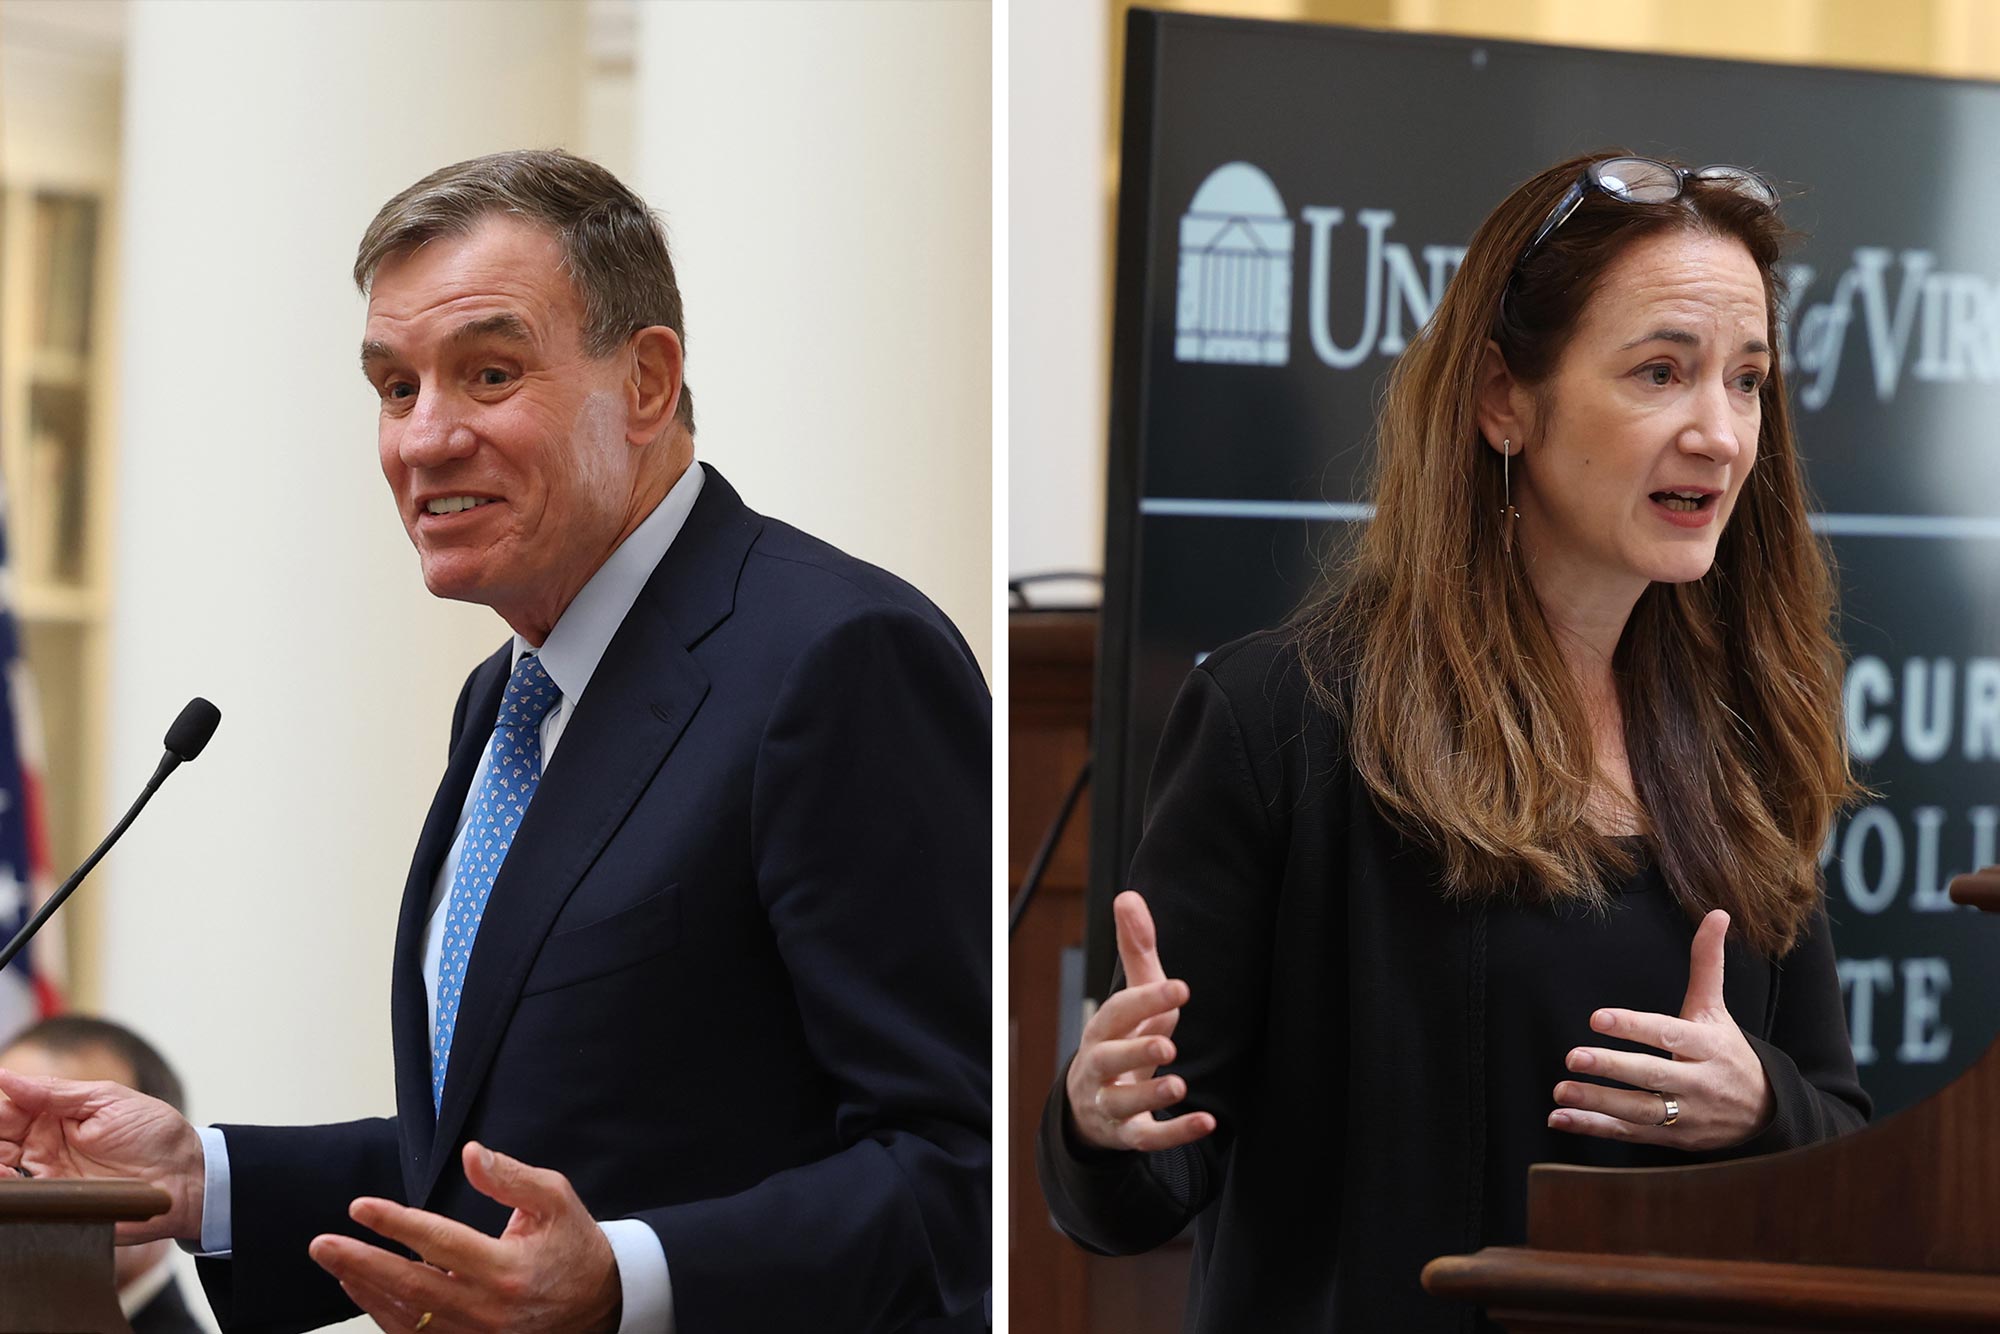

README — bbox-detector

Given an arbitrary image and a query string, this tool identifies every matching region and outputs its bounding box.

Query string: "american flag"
[0,520,61,1047]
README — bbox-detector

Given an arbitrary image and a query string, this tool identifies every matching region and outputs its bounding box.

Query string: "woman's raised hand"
[1064,890,1218,1153]
[1550,909,1777,1151]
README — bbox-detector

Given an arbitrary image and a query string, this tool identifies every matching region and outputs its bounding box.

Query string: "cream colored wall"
[76,7,590,1326]
[100,0,582,1134]
[1007,0,2000,583]
[630,0,993,674]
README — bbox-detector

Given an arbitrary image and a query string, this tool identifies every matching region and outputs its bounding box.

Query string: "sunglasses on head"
[1514,156,1780,273]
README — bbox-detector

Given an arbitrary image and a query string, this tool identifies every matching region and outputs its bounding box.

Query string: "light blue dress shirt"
[196,462,706,1334]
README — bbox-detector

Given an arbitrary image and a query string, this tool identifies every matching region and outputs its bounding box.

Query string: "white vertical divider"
[1008,0,1108,595]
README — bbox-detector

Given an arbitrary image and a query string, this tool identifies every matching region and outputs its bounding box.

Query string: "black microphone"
[0,698,221,973]
[155,696,221,781]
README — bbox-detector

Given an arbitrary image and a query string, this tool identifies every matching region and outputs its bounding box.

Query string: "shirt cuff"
[601,1218,673,1334]
[193,1124,232,1256]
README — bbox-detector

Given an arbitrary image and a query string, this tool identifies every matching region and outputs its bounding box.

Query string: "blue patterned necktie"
[432,652,560,1112]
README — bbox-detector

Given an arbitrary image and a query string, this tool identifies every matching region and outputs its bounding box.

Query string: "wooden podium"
[1424,868,2000,1332]
[1010,611,1193,1334]
[0,1179,170,1333]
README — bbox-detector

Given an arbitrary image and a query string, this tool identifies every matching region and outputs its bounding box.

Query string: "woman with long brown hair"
[1037,152,1871,1332]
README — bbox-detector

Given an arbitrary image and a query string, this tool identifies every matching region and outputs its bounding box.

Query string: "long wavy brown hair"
[1296,151,1856,958]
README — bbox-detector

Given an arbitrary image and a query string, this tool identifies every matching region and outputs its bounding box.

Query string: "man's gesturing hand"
[310,1141,622,1334]
[1063,890,1216,1154]
[0,1068,206,1242]
[1550,909,1777,1152]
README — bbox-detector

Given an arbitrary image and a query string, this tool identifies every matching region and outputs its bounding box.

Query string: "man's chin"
[418,559,497,607]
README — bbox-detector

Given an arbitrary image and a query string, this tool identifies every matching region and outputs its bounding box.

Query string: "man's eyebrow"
[1618,327,1773,357]
[448,312,535,348]
[359,314,536,376]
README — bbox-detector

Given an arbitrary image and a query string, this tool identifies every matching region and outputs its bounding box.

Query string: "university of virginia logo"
[1175,162,1294,365]
[1787,252,2000,407]
[1178,160,2000,408]
[1174,160,1464,374]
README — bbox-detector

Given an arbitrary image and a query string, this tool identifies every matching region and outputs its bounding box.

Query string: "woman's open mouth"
[1649,489,1720,527]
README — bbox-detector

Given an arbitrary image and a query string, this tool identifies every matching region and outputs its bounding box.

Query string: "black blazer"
[1038,629,1867,1334]
[200,466,991,1333]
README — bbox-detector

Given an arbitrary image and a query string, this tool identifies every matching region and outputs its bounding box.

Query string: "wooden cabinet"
[0,24,123,1006]
[1009,611,1190,1334]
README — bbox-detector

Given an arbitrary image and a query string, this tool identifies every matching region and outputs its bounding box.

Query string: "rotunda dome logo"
[1175,162,1293,365]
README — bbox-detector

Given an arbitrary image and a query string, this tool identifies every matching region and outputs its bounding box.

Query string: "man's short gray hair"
[354,148,694,434]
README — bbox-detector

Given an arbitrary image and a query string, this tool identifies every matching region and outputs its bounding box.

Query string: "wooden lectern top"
[0,1178,171,1333]
[0,1178,169,1222]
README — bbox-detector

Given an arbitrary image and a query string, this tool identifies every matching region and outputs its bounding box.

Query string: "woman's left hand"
[1550,909,1776,1152]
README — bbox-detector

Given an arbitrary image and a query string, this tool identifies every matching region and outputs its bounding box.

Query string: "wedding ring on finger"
[1658,1094,1682,1127]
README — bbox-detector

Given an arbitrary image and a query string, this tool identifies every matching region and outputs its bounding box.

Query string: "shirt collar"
[511,462,707,704]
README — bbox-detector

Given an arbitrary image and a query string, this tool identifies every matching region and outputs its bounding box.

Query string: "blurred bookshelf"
[0,14,125,1008]
[17,195,99,596]
[0,182,115,920]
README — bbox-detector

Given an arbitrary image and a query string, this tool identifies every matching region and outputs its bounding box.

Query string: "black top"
[1483,857,1698,1250]
[1037,629,1870,1334]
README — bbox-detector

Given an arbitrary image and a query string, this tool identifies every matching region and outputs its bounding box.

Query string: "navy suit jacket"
[199,467,991,1333]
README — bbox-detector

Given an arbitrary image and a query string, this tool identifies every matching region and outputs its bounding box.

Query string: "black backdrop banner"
[1093,9,2000,1118]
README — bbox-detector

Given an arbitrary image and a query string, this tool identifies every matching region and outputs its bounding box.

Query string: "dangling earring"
[1501,439,1521,554]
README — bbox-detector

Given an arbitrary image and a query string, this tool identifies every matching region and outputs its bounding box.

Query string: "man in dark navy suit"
[0,150,990,1334]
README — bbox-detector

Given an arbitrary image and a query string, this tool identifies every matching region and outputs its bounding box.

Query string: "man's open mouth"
[425,496,498,516]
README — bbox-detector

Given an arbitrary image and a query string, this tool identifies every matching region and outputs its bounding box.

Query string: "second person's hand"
[1550,909,1776,1151]
[1064,890,1216,1153]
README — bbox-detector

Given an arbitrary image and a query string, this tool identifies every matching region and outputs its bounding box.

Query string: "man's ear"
[1475,339,1529,458]
[625,326,684,446]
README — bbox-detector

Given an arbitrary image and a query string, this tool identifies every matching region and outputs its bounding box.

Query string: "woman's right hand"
[1064,890,1218,1153]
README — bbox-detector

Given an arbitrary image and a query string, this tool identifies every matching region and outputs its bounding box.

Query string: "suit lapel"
[392,645,510,1199]
[417,465,761,1202]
